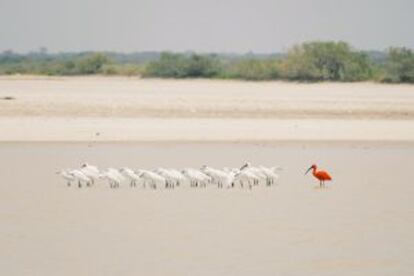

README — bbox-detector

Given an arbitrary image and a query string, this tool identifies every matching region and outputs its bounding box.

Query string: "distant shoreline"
[1,42,413,83]
[0,76,413,142]
[1,74,414,85]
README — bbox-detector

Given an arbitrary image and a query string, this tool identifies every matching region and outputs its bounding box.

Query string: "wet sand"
[0,142,413,276]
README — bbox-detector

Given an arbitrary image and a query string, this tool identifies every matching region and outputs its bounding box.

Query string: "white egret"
[119,167,141,187]
[56,170,75,187]
[100,168,125,188]
[68,170,92,188]
[80,163,100,185]
[233,170,259,189]
[258,166,280,186]
[201,165,234,188]
[139,170,166,189]
[181,168,211,188]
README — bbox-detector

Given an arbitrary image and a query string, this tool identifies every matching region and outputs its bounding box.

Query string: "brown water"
[0,142,413,275]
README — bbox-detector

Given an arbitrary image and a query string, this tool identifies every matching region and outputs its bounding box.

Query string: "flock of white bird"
[57,162,282,190]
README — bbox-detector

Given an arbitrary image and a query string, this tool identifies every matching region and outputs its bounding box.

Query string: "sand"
[0,76,413,119]
[0,142,413,276]
[1,117,414,142]
[0,77,413,275]
[0,76,413,142]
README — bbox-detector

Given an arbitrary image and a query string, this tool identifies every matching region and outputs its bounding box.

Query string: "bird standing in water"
[305,164,332,188]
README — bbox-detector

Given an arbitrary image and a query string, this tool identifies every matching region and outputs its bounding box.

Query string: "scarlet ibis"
[305,164,332,188]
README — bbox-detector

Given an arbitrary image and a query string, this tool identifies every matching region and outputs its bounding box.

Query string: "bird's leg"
[67,181,71,187]
[320,180,322,188]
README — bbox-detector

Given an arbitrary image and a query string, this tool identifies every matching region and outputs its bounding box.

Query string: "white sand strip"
[1,117,414,142]
[1,77,414,119]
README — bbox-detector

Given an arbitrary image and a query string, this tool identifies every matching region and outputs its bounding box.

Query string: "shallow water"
[0,142,413,276]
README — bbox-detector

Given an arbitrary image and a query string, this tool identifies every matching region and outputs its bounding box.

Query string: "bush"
[281,41,372,81]
[101,64,143,76]
[1,43,414,83]
[143,52,221,78]
[74,53,111,75]
[221,59,280,80]
[380,48,414,83]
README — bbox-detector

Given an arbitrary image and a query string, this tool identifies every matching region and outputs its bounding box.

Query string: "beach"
[1,76,414,120]
[0,77,413,275]
[1,76,414,142]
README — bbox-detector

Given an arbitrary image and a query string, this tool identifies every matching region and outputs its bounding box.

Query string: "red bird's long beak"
[304,167,312,175]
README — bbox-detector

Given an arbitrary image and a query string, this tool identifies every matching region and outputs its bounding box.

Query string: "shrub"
[143,52,221,78]
[281,41,372,81]
[380,48,414,83]
[74,53,111,75]
[222,59,280,80]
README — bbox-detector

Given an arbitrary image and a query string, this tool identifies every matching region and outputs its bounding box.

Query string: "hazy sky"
[0,0,413,53]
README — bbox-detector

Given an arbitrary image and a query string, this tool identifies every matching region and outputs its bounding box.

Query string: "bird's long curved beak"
[304,167,312,175]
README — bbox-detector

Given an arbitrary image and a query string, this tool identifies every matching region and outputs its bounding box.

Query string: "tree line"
[1,41,413,83]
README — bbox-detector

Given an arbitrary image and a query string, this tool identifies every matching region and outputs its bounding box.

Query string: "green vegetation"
[222,59,280,80]
[380,47,414,83]
[0,51,144,76]
[143,53,221,78]
[280,42,372,81]
[1,41,414,83]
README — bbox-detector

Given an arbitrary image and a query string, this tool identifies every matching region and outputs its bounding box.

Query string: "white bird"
[244,167,268,185]
[119,167,141,187]
[153,168,176,188]
[80,163,100,185]
[139,170,166,189]
[181,168,211,188]
[100,168,125,188]
[258,166,280,186]
[233,170,259,189]
[68,169,92,188]
[167,169,187,184]
[56,170,75,187]
[201,165,234,188]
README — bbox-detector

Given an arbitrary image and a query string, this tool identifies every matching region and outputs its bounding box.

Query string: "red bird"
[305,164,332,188]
